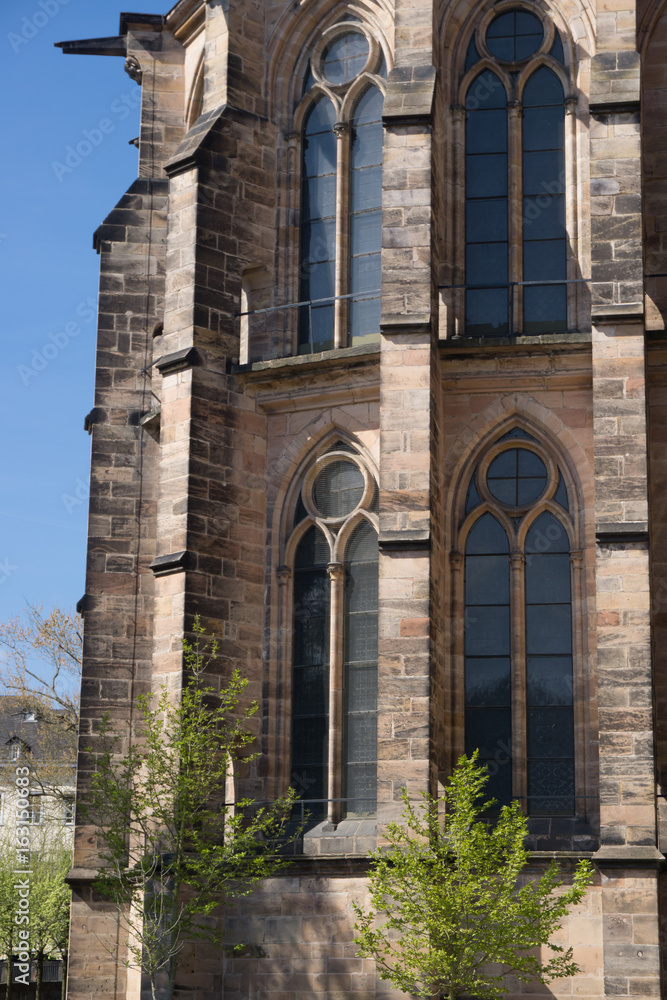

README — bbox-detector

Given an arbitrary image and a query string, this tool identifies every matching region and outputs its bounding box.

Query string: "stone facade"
[57,0,667,996]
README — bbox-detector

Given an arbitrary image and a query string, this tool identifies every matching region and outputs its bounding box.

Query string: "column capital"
[327,561,345,581]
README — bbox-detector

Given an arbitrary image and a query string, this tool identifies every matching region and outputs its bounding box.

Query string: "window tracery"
[296,23,386,354]
[454,6,576,338]
[283,442,379,822]
[454,427,583,816]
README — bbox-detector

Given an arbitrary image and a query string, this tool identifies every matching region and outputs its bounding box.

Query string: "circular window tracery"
[486,10,543,61]
[322,32,370,84]
[486,448,548,505]
[313,460,365,518]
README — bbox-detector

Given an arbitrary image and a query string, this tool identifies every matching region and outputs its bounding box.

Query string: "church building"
[58,0,667,995]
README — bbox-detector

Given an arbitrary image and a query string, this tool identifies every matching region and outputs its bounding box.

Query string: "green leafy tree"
[29,840,71,1000]
[0,831,71,1000]
[354,753,594,1000]
[0,843,19,1000]
[81,618,298,1000]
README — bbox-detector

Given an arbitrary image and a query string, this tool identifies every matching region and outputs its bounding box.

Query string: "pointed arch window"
[286,444,379,820]
[457,428,580,816]
[460,8,573,337]
[297,25,386,354]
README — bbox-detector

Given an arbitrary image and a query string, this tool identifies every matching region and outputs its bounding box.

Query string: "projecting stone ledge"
[593,845,664,865]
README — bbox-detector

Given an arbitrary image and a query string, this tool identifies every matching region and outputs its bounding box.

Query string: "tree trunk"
[6,941,13,1000]
[35,950,43,1000]
[60,951,67,1000]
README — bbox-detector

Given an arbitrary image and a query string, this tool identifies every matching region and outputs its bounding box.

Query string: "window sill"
[301,817,377,857]
[440,332,592,351]
[233,342,380,379]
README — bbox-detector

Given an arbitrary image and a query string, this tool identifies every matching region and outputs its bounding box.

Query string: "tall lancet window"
[286,442,379,822]
[297,25,387,354]
[462,9,570,337]
[458,428,578,815]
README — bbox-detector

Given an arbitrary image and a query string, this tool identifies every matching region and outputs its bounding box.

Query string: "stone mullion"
[507,101,523,336]
[334,123,351,349]
[327,561,345,824]
[510,551,527,807]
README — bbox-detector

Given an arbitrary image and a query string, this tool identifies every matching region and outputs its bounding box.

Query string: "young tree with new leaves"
[354,753,594,1000]
[81,619,298,1000]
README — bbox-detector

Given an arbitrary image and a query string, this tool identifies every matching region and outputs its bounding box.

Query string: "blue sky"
[0,0,170,623]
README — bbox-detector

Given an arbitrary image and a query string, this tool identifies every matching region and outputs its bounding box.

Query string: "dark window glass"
[465,658,511,706]
[550,31,565,64]
[521,68,567,334]
[526,511,570,553]
[465,555,510,605]
[465,37,481,71]
[526,604,572,654]
[302,61,316,96]
[527,707,573,758]
[465,476,482,513]
[526,553,571,603]
[299,98,336,353]
[554,471,570,510]
[465,708,512,807]
[464,445,577,818]
[292,527,330,815]
[465,605,511,656]
[527,656,573,705]
[465,509,512,806]
[466,153,508,198]
[487,447,548,506]
[528,758,574,815]
[465,72,509,336]
[322,31,369,84]
[466,512,510,554]
[313,459,365,518]
[350,87,383,345]
[486,10,543,62]
[524,507,574,815]
[499,426,537,442]
[344,520,378,816]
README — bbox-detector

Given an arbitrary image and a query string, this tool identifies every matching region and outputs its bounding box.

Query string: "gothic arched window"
[456,427,581,815]
[297,25,386,354]
[286,443,379,821]
[460,8,572,337]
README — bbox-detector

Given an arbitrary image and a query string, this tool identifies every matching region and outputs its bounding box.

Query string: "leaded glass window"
[297,26,386,353]
[462,9,570,336]
[460,429,577,815]
[288,443,379,821]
